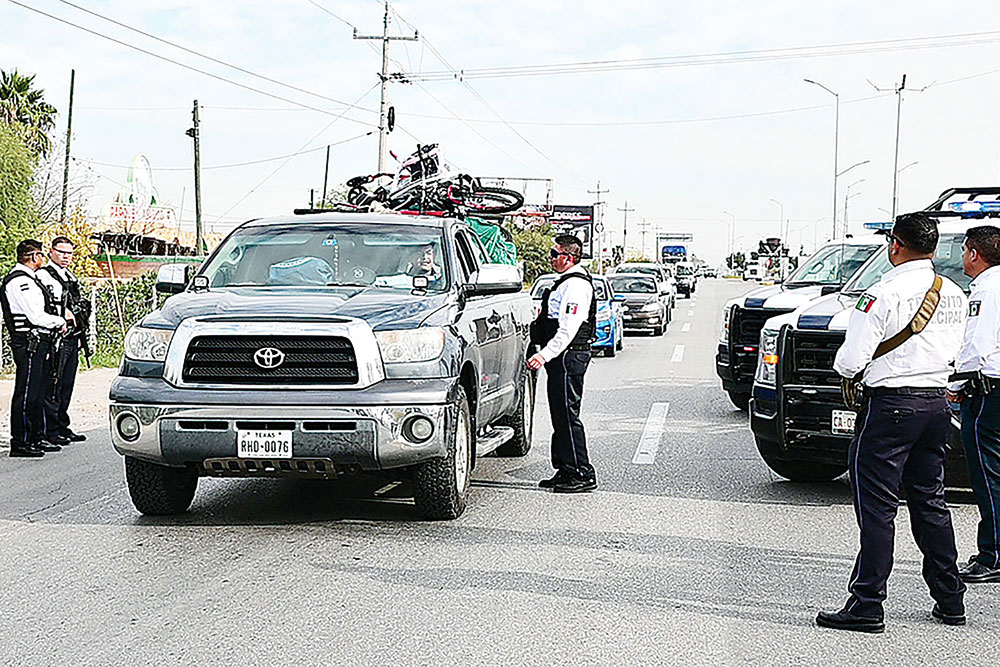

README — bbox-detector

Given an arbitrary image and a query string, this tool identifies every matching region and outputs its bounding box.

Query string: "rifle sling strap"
[870,274,944,363]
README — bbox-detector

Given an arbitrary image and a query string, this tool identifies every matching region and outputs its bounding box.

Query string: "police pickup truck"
[750,187,1000,483]
[716,236,880,409]
[108,212,534,520]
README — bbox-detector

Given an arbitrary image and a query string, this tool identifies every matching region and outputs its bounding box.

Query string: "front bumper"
[622,311,662,330]
[108,376,458,472]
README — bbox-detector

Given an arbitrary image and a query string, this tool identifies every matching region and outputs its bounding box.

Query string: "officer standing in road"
[1,240,67,458]
[947,225,1000,584]
[37,236,89,445]
[819,212,968,632]
[527,234,597,493]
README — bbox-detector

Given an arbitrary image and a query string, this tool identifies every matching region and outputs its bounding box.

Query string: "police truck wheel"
[124,456,198,515]
[495,371,534,457]
[413,386,474,519]
[754,436,847,482]
[605,343,616,357]
[727,389,750,411]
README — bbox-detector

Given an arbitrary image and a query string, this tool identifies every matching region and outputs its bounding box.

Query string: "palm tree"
[0,69,58,155]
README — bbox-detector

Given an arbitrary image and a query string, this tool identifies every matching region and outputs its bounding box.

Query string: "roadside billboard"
[551,205,594,258]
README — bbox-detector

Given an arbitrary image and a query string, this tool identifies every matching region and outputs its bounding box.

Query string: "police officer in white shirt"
[947,225,1000,583]
[818,212,968,633]
[527,234,597,493]
[36,236,88,445]
[1,240,67,458]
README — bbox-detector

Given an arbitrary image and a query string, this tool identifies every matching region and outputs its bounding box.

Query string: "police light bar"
[948,201,1000,214]
[862,221,894,230]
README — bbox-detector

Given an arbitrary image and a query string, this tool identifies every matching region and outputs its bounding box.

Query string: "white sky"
[3,0,1000,265]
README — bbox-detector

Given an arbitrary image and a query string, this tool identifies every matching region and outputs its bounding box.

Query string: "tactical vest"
[38,264,83,334]
[533,270,597,352]
[1,267,58,336]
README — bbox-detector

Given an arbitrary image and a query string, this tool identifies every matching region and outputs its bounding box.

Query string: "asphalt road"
[1,279,996,666]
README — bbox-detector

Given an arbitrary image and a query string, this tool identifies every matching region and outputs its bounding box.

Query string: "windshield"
[676,264,693,276]
[617,265,661,279]
[609,276,656,294]
[843,233,971,295]
[785,243,879,286]
[200,223,449,291]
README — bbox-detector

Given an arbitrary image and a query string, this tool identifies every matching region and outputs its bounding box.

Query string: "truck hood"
[724,283,829,311]
[760,292,855,333]
[141,287,453,331]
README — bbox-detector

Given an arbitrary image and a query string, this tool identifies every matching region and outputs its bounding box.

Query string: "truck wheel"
[413,386,473,519]
[606,343,616,358]
[754,436,847,482]
[727,389,750,411]
[495,371,534,457]
[124,456,198,515]
[654,323,665,336]
[616,332,624,351]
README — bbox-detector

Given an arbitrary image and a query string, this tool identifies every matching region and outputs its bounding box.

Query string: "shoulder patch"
[970,300,981,317]
[856,294,877,313]
[565,302,579,315]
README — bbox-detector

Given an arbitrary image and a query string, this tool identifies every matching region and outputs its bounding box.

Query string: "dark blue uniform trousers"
[8,336,52,449]
[546,349,595,481]
[960,390,1000,569]
[845,390,965,617]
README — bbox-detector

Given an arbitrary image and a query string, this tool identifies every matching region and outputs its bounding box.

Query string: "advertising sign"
[551,204,594,258]
[100,154,177,233]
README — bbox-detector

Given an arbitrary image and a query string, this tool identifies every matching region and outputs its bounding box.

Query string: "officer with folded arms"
[947,224,1000,584]
[818,212,968,632]
[527,234,597,493]
[1,240,67,457]
[37,236,89,445]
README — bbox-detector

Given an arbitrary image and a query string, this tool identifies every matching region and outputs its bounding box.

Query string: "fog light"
[117,413,141,441]
[403,415,434,443]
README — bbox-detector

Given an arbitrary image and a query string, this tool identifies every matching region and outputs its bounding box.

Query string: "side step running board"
[476,426,514,456]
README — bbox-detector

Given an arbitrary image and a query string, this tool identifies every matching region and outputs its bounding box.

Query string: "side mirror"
[612,294,626,303]
[821,285,840,296]
[465,264,522,297]
[155,264,189,294]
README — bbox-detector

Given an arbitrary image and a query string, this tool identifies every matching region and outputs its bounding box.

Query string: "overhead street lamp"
[844,179,864,231]
[837,159,870,178]
[804,78,839,240]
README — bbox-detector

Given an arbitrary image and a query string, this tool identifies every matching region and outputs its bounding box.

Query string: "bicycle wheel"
[464,187,524,215]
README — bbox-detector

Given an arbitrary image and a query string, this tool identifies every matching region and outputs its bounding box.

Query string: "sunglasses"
[884,233,905,247]
[550,249,576,259]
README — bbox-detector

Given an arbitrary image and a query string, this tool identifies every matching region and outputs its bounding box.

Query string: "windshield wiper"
[327,282,371,288]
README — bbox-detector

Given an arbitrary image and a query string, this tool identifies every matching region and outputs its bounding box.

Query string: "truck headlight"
[123,326,173,362]
[375,328,446,363]
[641,302,660,313]
[756,328,780,386]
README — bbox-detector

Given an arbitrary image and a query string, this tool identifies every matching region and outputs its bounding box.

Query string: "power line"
[6,0,378,127]
[52,0,378,116]
[304,0,357,30]
[405,29,1000,81]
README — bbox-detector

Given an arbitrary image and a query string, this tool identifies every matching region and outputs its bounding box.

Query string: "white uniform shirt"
[834,258,967,388]
[539,264,594,363]
[36,262,74,302]
[2,264,66,330]
[950,264,1000,390]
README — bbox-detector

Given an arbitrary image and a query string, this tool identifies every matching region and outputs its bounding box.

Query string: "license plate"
[237,430,292,459]
[831,410,857,435]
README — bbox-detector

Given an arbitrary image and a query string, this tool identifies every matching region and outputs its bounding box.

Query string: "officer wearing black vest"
[37,236,89,444]
[527,234,597,493]
[2,239,67,457]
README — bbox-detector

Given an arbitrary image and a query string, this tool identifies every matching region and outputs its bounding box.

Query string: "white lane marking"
[670,344,685,363]
[687,309,695,317]
[632,402,670,464]
[681,322,691,333]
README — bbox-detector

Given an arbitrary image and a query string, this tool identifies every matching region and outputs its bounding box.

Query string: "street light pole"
[804,79,839,240]
[723,210,735,259]
[768,198,783,240]
[844,179,864,231]
[869,74,930,219]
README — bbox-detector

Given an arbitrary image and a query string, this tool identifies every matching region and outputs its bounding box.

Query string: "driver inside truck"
[406,243,444,283]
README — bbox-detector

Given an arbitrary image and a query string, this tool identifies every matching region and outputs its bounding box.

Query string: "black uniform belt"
[866,387,946,397]
[949,370,1000,396]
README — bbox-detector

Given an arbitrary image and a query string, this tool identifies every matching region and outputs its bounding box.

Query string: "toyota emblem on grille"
[253,347,285,369]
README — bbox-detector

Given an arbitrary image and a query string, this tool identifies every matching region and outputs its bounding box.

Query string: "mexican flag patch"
[856,294,877,313]
[970,300,982,317]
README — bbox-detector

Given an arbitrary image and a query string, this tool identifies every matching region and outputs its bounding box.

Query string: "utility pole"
[322,145,330,207]
[803,79,839,239]
[869,74,930,220]
[354,1,417,172]
[588,181,609,272]
[185,100,203,255]
[618,201,635,259]
[60,69,75,223]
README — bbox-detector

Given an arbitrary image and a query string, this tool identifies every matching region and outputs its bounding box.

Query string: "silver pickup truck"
[109,212,535,519]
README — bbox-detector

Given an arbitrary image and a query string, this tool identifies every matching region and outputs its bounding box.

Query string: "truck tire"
[755,436,847,482]
[495,370,535,456]
[413,386,473,519]
[727,389,750,411]
[125,456,198,515]
[605,342,616,357]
